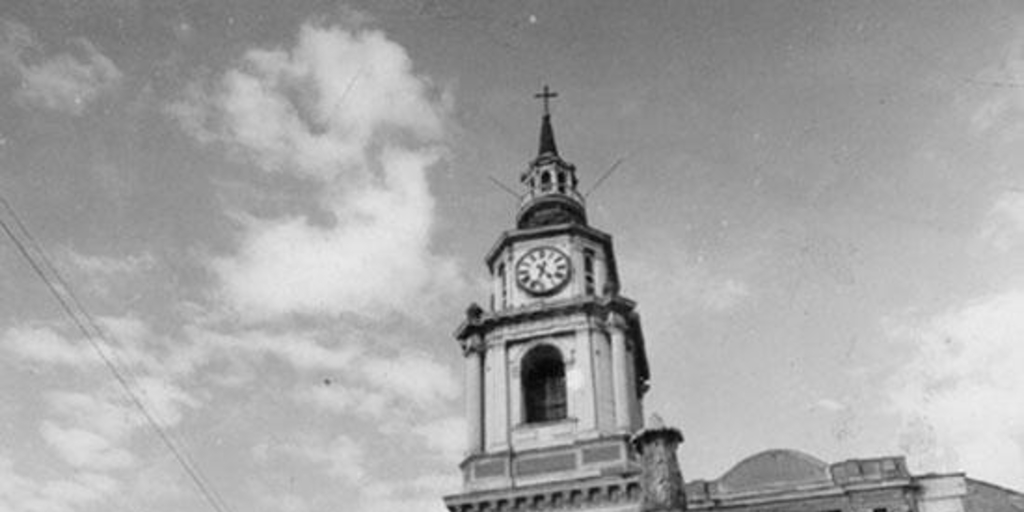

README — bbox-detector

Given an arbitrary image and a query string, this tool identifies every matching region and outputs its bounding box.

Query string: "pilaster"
[609,312,632,432]
[465,333,485,455]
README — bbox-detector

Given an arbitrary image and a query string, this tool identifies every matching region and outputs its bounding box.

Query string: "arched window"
[522,345,567,423]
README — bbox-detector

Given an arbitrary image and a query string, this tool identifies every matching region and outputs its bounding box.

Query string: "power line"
[0,196,226,507]
[3,206,232,512]
[0,193,234,512]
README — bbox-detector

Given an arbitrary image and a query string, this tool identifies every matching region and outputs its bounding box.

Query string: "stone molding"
[446,475,643,512]
[455,296,637,341]
[484,222,614,270]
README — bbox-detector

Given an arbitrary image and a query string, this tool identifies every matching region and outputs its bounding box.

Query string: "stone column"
[631,414,687,512]
[488,340,509,451]
[609,312,631,432]
[464,333,485,455]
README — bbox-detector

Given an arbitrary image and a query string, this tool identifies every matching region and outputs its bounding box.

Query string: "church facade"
[442,90,1024,512]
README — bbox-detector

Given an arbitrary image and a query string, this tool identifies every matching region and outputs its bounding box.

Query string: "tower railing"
[519,185,585,208]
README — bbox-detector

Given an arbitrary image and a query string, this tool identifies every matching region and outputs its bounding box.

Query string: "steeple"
[518,85,586,229]
[445,88,652,512]
[535,85,559,156]
[538,113,558,156]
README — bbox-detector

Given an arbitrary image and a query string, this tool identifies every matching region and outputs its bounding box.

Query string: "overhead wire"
[0,192,234,512]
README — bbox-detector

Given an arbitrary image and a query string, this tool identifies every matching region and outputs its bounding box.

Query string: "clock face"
[515,246,572,296]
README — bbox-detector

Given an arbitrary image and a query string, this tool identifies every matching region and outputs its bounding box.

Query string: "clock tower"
[445,88,653,512]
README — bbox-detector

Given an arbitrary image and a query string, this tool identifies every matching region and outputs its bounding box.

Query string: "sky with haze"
[1,1,1024,512]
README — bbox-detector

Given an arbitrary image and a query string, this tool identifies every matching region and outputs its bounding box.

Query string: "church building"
[442,89,1024,512]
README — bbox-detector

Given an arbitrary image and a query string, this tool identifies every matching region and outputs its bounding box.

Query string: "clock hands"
[515,247,571,295]
[537,261,551,282]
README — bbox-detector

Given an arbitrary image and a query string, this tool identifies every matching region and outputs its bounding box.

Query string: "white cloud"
[810,398,847,412]
[633,255,752,313]
[887,290,1024,488]
[131,376,200,426]
[319,434,367,483]
[970,31,1024,144]
[214,148,458,319]
[299,384,358,413]
[170,22,461,320]
[412,416,466,463]
[0,456,35,512]
[190,24,444,177]
[1,326,95,367]
[700,277,751,312]
[1,319,205,510]
[188,326,359,371]
[264,433,367,485]
[0,19,121,115]
[256,491,311,512]
[979,190,1024,252]
[0,454,121,512]
[362,475,456,512]
[64,250,155,276]
[46,391,139,439]
[189,325,458,416]
[297,384,388,418]
[361,495,450,512]
[362,353,458,407]
[40,422,135,471]
[3,320,201,428]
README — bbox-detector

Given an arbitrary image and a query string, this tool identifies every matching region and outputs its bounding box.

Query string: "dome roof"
[717,449,832,494]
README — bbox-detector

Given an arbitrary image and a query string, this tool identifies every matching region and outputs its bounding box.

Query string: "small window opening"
[583,248,596,296]
[522,345,567,423]
[497,263,507,308]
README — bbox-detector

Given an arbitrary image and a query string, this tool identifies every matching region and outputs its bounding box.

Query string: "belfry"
[444,88,677,512]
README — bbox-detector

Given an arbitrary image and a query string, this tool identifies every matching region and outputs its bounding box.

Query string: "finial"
[534,84,558,116]
[534,85,559,156]
[466,303,483,322]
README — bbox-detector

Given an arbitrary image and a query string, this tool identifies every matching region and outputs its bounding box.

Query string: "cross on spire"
[534,85,559,156]
[534,85,558,116]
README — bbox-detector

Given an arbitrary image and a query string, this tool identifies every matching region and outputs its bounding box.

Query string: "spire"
[538,113,558,156]
[534,85,559,156]
[518,85,586,229]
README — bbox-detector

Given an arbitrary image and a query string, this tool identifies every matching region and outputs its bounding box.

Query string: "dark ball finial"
[466,303,484,322]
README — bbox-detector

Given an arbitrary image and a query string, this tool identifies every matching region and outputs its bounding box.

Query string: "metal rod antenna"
[584,157,624,198]
[487,175,520,199]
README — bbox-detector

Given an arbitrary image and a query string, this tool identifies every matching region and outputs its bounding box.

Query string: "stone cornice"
[454,295,637,341]
[458,433,635,470]
[687,479,915,509]
[444,471,643,512]
[484,223,619,288]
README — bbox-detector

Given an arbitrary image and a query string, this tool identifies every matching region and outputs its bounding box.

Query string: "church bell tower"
[445,87,652,512]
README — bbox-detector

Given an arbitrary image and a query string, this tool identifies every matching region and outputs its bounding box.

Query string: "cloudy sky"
[2,1,1024,511]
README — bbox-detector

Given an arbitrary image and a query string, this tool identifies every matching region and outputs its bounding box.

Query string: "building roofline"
[964,477,1024,498]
